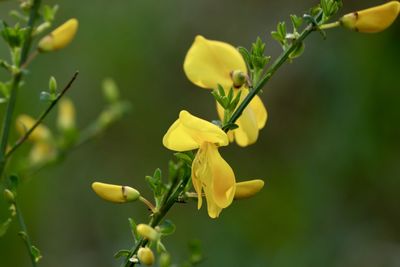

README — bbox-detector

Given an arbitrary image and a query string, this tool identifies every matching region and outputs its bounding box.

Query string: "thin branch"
[6,71,79,158]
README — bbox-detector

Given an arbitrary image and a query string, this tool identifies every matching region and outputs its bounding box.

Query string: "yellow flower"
[16,114,52,142]
[183,35,267,147]
[340,1,400,33]
[163,110,235,218]
[234,179,264,200]
[38,18,79,52]
[57,98,76,131]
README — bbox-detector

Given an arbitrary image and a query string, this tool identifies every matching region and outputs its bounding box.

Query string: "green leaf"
[114,249,131,259]
[290,14,303,30]
[128,218,139,242]
[157,240,167,253]
[7,174,19,192]
[48,76,57,96]
[158,220,176,236]
[237,46,251,66]
[289,42,305,60]
[42,5,59,22]
[0,21,29,48]
[174,152,193,165]
[31,245,42,263]
[0,218,12,237]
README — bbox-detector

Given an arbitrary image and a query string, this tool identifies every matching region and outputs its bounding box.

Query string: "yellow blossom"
[340,1,400,33]
[16,114,52,142]
[38,18,79,52]
[57,98,76,131]
[234,179,264,200]
[183,35,267,147]
[91,182,141,203]
[163,110,235,218]
[29,142,57,165]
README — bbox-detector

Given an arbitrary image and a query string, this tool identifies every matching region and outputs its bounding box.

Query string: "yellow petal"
[16,114,52,142]
[216,89,267,147]
[29,142,56,165]
[91,182,140,203]
[192,143,235,218]
[234,179,264,200]
[249,94,268,129]
[163,110,228,151]
[58,98,76,131]
[38,18,79,52]
[340,1,400,33]
[183,35,247,90]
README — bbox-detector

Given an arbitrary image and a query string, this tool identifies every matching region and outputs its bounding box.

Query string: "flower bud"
[137,247,155,266]
[38,18,79,52]
[16,115,52,142]
[340,1,400,33]
[136,224,159,241]
[159,253,171,267]
[230,70,247,88]
[29,142,56,165]
[57,98,76,131]
[3,189,15,203]
[91,182,140,203]
[234,179,264,200]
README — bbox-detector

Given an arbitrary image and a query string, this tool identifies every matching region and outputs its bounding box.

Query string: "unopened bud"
[340,1,400,33]
[91,182,140,203]
[29,142,56,165]
[57,98,76,131]
[49,76,57,95]
[136,224,159,241]
[38,18,79,52]
[137,247,155,266]
[3,189,15,203]
[159,253,171,267]
[16,115,52,142]
[230,70,247,88]
[102,78,120,103]
[234,179,264,200]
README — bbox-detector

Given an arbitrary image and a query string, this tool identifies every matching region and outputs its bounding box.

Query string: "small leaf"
[157,240,167,253]
[290,14,303,30]
[128,218,139,242]
[0,218,12,237]
[158,220,176,236]
[174,152,193,165]
[39,91,55,102]
[289,42,305,60]
[31,246,42,263]
[48,76,57,95]
[114,249,131,259]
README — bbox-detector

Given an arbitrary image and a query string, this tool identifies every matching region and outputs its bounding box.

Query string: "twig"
[6,71,79,158]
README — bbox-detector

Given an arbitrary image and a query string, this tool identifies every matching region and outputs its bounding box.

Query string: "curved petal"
[234,179,264,200]
[249,94,268,129]
[234,105,259,147]
[205,143,235,216]
[179,110,228,147]
[163,118,200,151]
[183,35,247,90]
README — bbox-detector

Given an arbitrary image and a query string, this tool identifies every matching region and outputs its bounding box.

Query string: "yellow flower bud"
[16,115,52,142]
[29,142,56,165]
[38,18,79,52]
[234,179,264,200]
[91,182,140,203]
[57,98,76,131]
[340,1,400,33]
[137,247,155,266]
[136,224,159,241]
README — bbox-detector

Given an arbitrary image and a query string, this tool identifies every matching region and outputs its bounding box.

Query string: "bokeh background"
[1,0,399,266]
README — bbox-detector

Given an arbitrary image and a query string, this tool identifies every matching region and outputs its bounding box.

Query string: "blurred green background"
[1,0,399,266]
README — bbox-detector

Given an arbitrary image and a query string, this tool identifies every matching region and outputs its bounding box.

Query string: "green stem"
[0,0,42,178]
[122,174,191,267]
[15,199,38,267]
[319,21,341,30]
[224,12,323,130]
[5,71,79,158]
